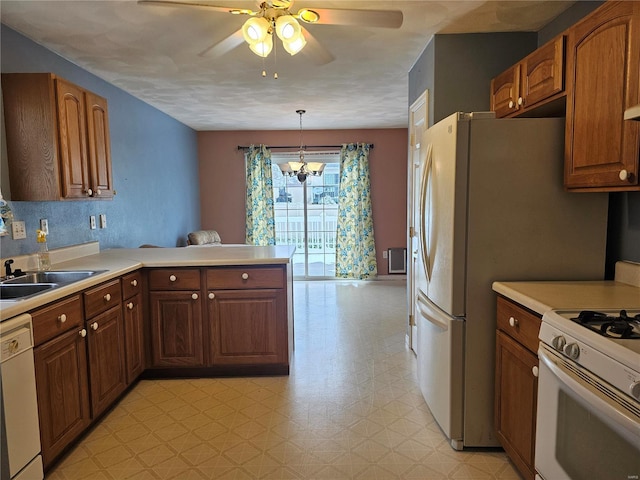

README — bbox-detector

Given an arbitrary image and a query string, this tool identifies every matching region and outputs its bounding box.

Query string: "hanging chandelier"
[279,110,325,183]
[241,2,318,60]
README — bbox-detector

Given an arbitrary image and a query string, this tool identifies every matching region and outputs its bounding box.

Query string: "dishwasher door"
[0,313,43,479]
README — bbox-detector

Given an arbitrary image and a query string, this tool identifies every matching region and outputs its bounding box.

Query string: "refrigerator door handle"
[420,143,433,281]
[417,291,449,330]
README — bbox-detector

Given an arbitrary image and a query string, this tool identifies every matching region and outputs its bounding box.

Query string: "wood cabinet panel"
[490,65,520,118]
[32,294,83,347]
[84,279,121,318]
[148,269,201,291]
[86,306,127,418]
[34,327,90,469]
[496,296,541,353]
[122,271,142,300]
[85,91,114,198]
[123,293,145,384]
[149,291,204,366]
[521,36,565,107]
[207,266,285,290]
[495,331,538,480]
[565,1,640,190]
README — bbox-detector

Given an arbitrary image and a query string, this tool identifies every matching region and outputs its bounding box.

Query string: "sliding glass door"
[272,153,339,278]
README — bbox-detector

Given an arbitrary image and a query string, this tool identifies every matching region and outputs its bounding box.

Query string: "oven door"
[535,344,640,480]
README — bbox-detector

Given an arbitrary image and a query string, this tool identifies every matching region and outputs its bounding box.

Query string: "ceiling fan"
[138,0,403,67]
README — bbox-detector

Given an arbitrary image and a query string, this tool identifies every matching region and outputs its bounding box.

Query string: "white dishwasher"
[0,313,44,480]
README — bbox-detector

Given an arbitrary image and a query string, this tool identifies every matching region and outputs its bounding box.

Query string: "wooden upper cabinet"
[1,72,114,200]
[564,1,640,191]
[491,36,565,118]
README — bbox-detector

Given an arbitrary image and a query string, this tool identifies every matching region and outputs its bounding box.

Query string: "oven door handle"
[539,348,640,446]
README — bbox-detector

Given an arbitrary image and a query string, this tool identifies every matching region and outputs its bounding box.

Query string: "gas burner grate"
[571,310,640,339]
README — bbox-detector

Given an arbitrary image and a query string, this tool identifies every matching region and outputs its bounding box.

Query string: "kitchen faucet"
[4,259,14,278]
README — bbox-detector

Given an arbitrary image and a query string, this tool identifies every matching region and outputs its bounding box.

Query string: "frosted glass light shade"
[242,17,270,44]
[283,32,306,55]
[250,34,273,57]
[275,15,300,40]
[306,162,325,174]
[288,161,304,172]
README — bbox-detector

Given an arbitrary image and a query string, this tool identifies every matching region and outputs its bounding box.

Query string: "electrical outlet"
[11,221,26,240]
[382,250,388,259]
[99,214,107,229]
[40,218,49,235]
[90,215,96,230]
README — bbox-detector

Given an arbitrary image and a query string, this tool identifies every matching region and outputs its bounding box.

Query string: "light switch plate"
[99,214,107,229]
[90,216,96,230]
[40,218,49,235]
[11,221,26,239]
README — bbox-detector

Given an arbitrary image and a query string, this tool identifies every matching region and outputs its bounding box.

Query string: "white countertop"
[0,244,295,321]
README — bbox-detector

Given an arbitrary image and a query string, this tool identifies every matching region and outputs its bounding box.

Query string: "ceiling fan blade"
[198,28,245,57]
[299,27,334,66]
[138,0,257,15]
[300,8,403,29]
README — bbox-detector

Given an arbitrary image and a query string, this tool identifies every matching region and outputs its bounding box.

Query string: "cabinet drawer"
[121,270,142,300]
[32,295,83,346]
[148,269,201,291]
[84,279,121,318]
[497,296,541,354]
[207,266,284,290]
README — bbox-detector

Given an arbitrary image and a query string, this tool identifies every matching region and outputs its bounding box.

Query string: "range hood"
[624,104,640,120]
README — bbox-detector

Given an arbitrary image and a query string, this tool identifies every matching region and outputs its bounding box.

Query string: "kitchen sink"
[0,283,57,300]
[2,270,105,285]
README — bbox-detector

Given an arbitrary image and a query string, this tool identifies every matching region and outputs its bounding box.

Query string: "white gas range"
[535,307,640,480]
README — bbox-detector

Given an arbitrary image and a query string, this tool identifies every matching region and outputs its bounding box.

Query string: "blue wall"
[0,25,201,256]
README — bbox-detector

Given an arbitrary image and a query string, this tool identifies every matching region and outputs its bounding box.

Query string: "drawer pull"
[532,366,539,377]
[208,292,215,300]
[131,279,138,287]
[91,322,98,331]
[58,314,67,323]
[241,273,249,280]
[127,302,134,310]
[79,329,87,338]
[104,293,112,302]
[508,316,518,327]
[169,275,177,282]
[192,293,199,300]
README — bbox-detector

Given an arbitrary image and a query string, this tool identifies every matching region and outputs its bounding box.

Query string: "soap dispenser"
[36,229,51,271]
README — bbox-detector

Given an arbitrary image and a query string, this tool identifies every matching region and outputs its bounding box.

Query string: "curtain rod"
[237,144,374,150]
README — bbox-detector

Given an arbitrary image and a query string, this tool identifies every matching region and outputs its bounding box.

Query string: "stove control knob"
[564,343,580,360]
[552,336,566,351]
[630,381,640,401]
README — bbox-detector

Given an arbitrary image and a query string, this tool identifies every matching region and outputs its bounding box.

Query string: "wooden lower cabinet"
[34,327,91,469]
[123,293,145,383]
[86,306,127,418]
[208,289,287,366]
[149,291,204,366]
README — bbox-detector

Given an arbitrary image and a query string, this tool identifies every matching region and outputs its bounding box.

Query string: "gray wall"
[0,25,201,257]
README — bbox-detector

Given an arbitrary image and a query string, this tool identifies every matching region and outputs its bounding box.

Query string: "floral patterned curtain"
[245,145,275,245]
[335,143,377,279]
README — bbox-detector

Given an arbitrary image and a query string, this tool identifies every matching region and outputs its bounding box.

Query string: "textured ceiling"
[0,1,575,131]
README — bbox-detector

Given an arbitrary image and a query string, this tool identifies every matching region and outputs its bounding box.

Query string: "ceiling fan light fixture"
[249,34,273,57]
[297,8,320,24]
[275,15,300,40]
[242,17,270,44]
[283,32,306,55]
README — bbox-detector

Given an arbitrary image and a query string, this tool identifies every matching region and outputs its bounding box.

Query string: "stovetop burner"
[572,310,640,339]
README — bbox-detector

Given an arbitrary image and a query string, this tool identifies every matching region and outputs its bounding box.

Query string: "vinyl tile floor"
[47,280,521,479]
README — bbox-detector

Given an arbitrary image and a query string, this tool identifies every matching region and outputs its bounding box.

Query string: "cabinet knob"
[85,188,93,196]
[79,329,87,338]
[241,273,249,280]
[104,293,111,302]
[619,169,629,181]
[508,100,514,109]
[508,316,518,327]
[517,96,523,106]
[169,275,177,282]
[58,313,67,323]
[192,293,199,300]
[208,292,215,300]
[131,279,138,287]
[96,189,101,196]
[532,366,539,377]
[127,302,134,310]
[91,322,99,331]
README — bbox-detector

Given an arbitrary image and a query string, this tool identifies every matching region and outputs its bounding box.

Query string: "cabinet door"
[565,1,640,190]
[150,291,204,366]
[34,327,90,469]
[85,91,114,198]
[86,306,127,418]
[123,293,145,384]
[495,331,537,480]
[521,35,565,108]
[207,289,287,366]
[490,64,520,118]
[55,78,90,199]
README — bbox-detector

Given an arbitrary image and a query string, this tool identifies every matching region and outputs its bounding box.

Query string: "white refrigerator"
[415,112,609,449]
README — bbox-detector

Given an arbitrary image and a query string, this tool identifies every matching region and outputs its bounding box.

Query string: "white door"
[407,90,428,353]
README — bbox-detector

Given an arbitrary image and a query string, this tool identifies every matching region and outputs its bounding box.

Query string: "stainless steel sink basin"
[2,270,105,285]
[0,283,57,300]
